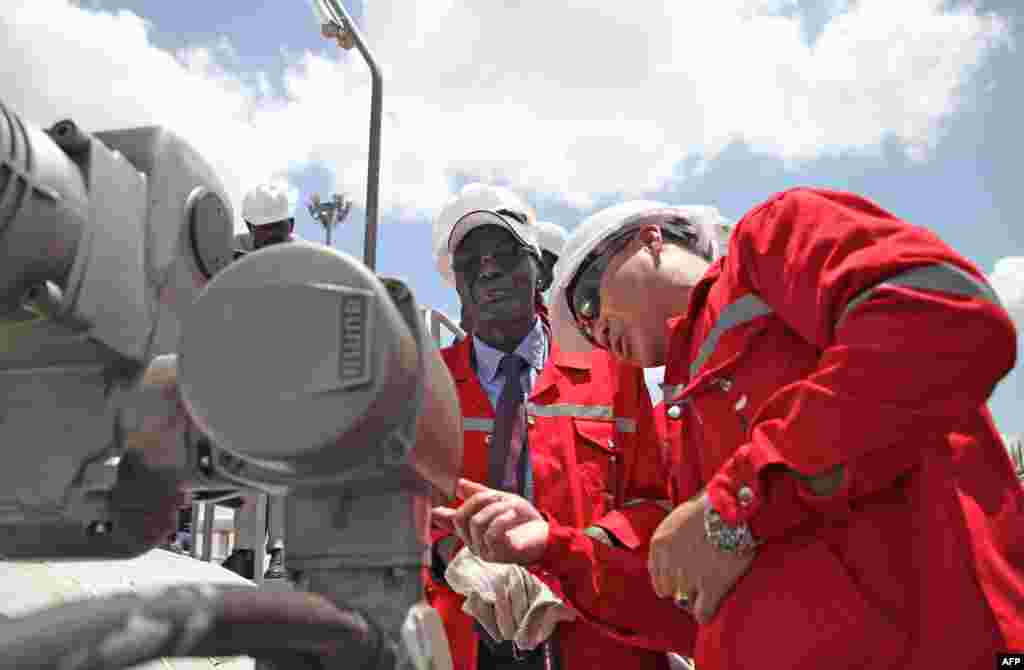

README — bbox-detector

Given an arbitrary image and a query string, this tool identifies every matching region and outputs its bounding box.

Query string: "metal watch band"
[702,493,759,554]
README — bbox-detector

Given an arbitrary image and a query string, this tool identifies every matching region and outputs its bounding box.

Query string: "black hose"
[0,583,393,670]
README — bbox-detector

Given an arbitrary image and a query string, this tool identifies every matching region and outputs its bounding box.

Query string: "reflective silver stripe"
[466,412,634,432]
[622,498,673,512]
[526,402,614,420]
[838,262,1003,328]
[463,417,494,432]
[690,294,774,377]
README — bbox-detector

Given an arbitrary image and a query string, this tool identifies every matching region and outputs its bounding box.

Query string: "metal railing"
[422,307,466,347]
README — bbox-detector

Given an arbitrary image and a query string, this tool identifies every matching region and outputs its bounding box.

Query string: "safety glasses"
[566,232,636,345]
[567,216,706,345]
[450,209,536,279]
[451,244,531,278]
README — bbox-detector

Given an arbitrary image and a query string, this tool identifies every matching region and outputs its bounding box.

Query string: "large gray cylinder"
[176,242,421,484]
[0,104,89,313]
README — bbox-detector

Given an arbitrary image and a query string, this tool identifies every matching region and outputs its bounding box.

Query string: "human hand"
[648,494,755,625]
[432,479,549,565]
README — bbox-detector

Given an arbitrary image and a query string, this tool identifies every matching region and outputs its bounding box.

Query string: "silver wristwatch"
[701,493,759,555]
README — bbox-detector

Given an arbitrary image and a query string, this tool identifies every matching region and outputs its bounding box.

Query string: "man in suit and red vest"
[427,184,683,670]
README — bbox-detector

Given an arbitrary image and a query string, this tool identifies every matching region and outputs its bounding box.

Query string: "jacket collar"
[447,324,591,399]
[664,258,724,392]
[473,318,547,384]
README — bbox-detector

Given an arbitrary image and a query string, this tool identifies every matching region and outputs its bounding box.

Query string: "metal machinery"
[0,1,463,668]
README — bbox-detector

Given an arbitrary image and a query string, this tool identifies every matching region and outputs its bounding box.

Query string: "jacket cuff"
[707,442,773,525]
[708,440,807,541]
[539,519,592,579]
[709,440,858,542]
[592,503,669,550]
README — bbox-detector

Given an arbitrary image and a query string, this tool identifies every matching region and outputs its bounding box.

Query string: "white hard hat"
[432,183,540,286]
[550,201,730,354]
[534,220,568,257]
[242,183,292,226]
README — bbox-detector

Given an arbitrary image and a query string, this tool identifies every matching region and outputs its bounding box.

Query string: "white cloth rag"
[444,547,577,650]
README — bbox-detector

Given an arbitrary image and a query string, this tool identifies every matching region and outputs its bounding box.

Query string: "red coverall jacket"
[651,401,682,504]
[655,187,1022,669]
[426,332,679,670]
[653,401,668,439]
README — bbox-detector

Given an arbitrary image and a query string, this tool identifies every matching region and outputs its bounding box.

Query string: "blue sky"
[3,1,1022,434]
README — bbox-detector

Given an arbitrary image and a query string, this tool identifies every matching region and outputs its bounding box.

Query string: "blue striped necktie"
[490,353,528,494]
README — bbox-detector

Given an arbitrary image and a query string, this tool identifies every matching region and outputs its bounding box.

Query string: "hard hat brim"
[550,201,729,356]
[447,210,541,259]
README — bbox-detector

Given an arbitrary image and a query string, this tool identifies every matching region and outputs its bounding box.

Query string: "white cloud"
[0,1,309,231]
[989,256,1024,332]
[0,0,1011,229]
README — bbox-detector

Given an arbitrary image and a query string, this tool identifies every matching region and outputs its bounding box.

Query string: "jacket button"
[667,405,682,420]
[608,439,615,450]
[527,416,536,426]
[737,486,754,507]
[716,378,733,392]
[484,434,492,445]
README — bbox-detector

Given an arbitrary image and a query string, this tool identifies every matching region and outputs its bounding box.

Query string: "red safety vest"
[426,333,673,670]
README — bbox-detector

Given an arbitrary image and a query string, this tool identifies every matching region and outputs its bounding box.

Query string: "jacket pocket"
[572,418,618,521]
[696,538,908,670]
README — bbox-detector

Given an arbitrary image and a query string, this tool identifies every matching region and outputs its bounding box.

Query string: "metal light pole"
[307,192,352,247]
[311,0,383,271]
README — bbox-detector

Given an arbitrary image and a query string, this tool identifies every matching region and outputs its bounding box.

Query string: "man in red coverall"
[516,189,1019,670]
[428,200,679,670]
[444,189,1024,668]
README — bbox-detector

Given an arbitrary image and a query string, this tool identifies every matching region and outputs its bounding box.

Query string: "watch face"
[704,502,757,554]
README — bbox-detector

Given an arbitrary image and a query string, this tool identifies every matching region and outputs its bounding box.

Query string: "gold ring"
[673,590,690,609]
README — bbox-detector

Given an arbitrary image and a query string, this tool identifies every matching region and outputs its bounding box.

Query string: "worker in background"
[523,189,1022,668]
[533,217,677,585]
[426,183,679,670]
[535,219,679,602]
[233,182,299,255]
[221,181,300,580]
